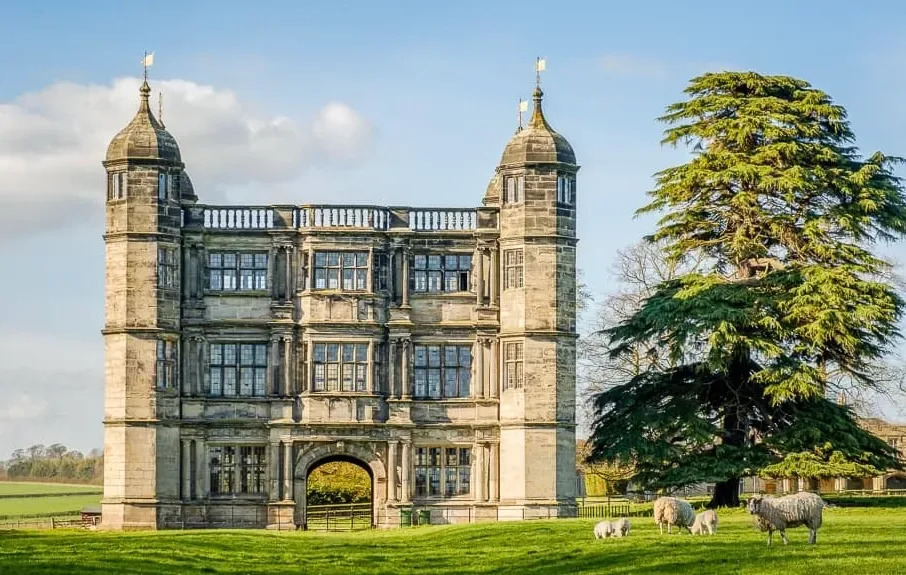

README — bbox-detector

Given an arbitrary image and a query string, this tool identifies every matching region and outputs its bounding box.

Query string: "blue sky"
[0,0,904,456]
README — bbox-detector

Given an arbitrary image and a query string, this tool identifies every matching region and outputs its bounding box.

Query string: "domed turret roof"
[499,86,575,167]
[105,81,181,164]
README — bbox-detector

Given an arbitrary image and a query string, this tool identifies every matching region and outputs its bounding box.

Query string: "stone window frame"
[313,251,369,291]
[157,169,180,201]
[412,343,472,399]
[208,342,268,397]
[311,341,369,393]
[208,251,268,292]
[107,171,126,202]
[556,174,576,206]
[410,254,472,294]
[156,339,178,390]
[157,245,179,290]
[503,341,524,390]
[504,249,524,290]
[503,175,524,205]
[414,446,471,499]
[209,445,267,497]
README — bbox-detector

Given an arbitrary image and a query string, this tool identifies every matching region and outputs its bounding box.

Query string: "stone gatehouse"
[101,77,578,529]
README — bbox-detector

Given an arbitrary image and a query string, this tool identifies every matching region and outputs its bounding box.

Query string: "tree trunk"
[709,477,740,508]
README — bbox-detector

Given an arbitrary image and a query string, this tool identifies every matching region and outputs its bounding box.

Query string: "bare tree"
[577,240,704,430]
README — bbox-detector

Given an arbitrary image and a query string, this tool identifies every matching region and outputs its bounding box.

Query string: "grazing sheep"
[690,509,718,535]
[593,520,614,539]
[610,517,631,538]
[653,496,696,534]
[746,492,827,545]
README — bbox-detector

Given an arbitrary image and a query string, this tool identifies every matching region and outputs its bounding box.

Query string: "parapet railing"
[184,204,495,232]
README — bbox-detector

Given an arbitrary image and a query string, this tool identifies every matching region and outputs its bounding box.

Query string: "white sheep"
[690,509,718,535]
[746,492,827,545]
[593,520,614,539]
[610,517,631,538]
[653,496,695,534]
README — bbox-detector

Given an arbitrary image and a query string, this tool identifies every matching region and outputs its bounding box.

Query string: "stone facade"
[101,80,578,529]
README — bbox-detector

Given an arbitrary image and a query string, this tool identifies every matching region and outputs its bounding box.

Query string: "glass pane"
[413,255,426,270]
[355,365,367,391]
[327,269,339,289]
[445,469,456,496]
[210,270,223,290]
[342,252,355,267]
[327,364,339,390]
[446,448,458,466]
[224,369,236,395]
[313,364,325,390]
[255,270,267,290]
[356,269,367,290]
[414,346,427,367]
[444,370,458,398]
[458,468,470,495]
[327,252,340,266]
[414,369,427,396]
[157,340,165,359]
[255,344,267,365]
[459,369,470,397]
[459,346,471,367]
[223,269,237,290]
[459,255,471,270]
[254,369,266,395]
[429,447,441,466]
[342,364,353,391]
[342,269,354,290]
[428,346,441,367]
[240,344,254,365]
[210,253,222,267]
[356,252,368,266]
[315,252,327,266]
[210,370,222,395]
[223,344,236,365]
[240,269,253,289]
[444,347,458,366]
[315,269,326,289]
[327,344,339,362]
[444,255,458,270]
[414,271,427,292]
[428,369,441,398]
[223,253,236,268]
[355,344,368,362]
[254,253,268,268]
[427,255,441,270]
[428,271,442,292]
[444,272,458,292]
[240,368,253,395]
[342,344,354,362]
[313,344,326,362]
[240,253,254,268]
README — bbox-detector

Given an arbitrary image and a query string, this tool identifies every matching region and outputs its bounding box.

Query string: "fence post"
[51,518,56,530]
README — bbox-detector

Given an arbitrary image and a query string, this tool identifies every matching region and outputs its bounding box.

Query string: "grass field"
[1,507,905,574]
[0,482,102,519]
[0,482,102,496]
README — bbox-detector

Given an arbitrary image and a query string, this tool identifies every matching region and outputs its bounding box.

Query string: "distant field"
[2,507,906,574]
[0,482,102,496]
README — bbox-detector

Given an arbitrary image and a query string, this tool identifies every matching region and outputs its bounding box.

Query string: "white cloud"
[0,77,375,241]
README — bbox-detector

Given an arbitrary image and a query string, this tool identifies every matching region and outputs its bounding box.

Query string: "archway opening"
[887,474,906,491]
[305,456,373,530]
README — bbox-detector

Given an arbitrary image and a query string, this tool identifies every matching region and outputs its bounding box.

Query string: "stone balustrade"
[185,204,489,232]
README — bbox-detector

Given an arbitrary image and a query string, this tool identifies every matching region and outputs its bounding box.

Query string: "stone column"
[834,477,847,492]
[367,247,374,293]
[181,439,192,500]
[307,247,315,290]
[475,246,484,306]
[873,476,885,492]
[194,336,205,396]
[284,246,293,301]
[283,335,293,396]
[269,337,280,396]
[401,340,411,399]
[283,442,294,500]
[389,340,398,398]
[401,248,410,307]
[489,246,499,307]
[489,443,498,501]
[367,340,376,393]
[797,477,808,492]
[474,338,484,399]
[490,339,499,399]
[268,246,277,299]
[387,441,398,502]
[388,251,396,303]
[195,438,206,499]
[195,245,206,297]
[473,441,484,502]
[400,442,411,503]
[268,443,280,501]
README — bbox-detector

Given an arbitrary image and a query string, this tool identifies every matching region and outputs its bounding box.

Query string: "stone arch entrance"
[293,442,386,528]
[886,474,906,490]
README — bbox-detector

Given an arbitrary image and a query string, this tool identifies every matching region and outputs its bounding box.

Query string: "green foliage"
[4,445,103,485]
[4,509,906,574]
[590,72,906,498]
[306,461,371,505]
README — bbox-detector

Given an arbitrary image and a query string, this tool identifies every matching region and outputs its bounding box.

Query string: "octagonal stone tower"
[102,80,187,529]
[489,85,578,516]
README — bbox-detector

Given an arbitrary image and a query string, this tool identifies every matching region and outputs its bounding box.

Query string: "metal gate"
[305,502,373,531]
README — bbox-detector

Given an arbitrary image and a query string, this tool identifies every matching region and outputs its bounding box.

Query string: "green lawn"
[0,495,102,518]
[0,482,102,496]
[1,507,905,574]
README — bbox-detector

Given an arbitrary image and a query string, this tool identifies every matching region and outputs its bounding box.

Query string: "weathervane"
[141,51,155,82]
[535,56,546,89]
[517,98,528,131]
